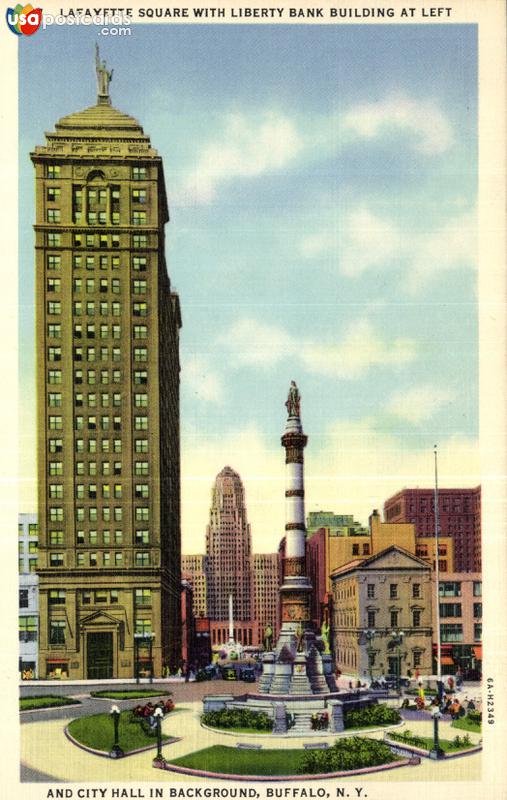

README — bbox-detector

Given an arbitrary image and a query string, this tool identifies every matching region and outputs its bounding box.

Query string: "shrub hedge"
[202,708,273,731]
[344,704,401,728]
[300,736,397,774]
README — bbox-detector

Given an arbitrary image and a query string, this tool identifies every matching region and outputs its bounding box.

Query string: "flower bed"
[202,708,273,732]
[388,729,475,752]
[344,704,401,729]
[300,736,397,773]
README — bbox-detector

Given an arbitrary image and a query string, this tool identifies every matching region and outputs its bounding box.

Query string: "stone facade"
[331,546,433,679]
[32,87,182,679]
[181,554,209,618]
[253,552,281,642]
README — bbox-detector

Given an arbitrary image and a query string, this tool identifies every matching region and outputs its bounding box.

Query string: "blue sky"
[19,23,479,552]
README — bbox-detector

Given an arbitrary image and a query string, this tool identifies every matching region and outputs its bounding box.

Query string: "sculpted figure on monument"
[285,380,300,417]
[95,44,114,96]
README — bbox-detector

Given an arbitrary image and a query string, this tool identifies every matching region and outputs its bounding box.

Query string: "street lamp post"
[429,707,445,760]
[109,704,124,759]
[154,707,164,762]
[390,630,404,694]
[364,629,376,683]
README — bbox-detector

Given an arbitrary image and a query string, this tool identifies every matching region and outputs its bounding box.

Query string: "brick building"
[384,487,481,572]
[253,552,281,643]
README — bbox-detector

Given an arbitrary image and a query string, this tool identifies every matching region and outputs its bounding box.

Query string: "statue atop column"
[95,44,113,103]
[285,380,300,418]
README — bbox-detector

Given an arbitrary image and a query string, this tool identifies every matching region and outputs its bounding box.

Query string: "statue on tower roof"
[95,44,113,102]
[285,380,301,418]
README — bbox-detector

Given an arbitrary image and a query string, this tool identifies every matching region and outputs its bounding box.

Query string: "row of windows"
[47,503,150,523]
[49,551,152,568]
[48,482,150,499]
[46,165,148,180]
[366,610,424,628]
[48,369,149,385]
[48,301,148,316]
[366,583,421,600]
[48,392,147,408]
[47,254,148,271]
[46,233,150,249]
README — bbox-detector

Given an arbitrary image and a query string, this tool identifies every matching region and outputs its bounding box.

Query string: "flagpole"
[434,445,442,688]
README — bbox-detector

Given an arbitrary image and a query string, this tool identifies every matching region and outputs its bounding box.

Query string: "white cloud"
[342,94,454,155]
[182,355,224,405]
[179,111,304,204]
[217,318,296,368]
[386,385,455,424]
[218,317,417,380]
[300,206,476,292]
[300,320,416,379]
[181,419,479,553]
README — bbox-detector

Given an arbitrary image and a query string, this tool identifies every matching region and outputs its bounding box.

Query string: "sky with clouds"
[19,23,479,554]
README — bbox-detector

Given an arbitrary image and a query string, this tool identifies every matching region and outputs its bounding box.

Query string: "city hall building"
[31,58,182,679]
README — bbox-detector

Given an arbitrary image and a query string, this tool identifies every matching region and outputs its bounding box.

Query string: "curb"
[20,702,81,714]
[154,757,412,781]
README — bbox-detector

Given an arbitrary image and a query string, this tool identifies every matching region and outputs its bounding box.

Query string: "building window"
[19,616,37,642]
[115,551,123,565]
[473,603,482,618]
[19,590,29,609]
[135,588,152,606]
[135,552,150,567]
[389,584,398,599]
[366,583,375,599]
[134,370,148,385]
[48,254,61,270]
[50,553,64,566]
[412,610,421,627]
[89,553,98,567]
[439,603,462,618]
[134,347,147,362]
[390,611,398,628]
[135,461,149,476]
[135,618,152,635]
[49,620,65,645]
[135,530,149,544]
[135,484,149,499]
[133,302,148,316]
[48,324,61,339]
[135,393,148,407]
[440,623,463,642]
[47,301,61,315]
[474,623,482,641]
[439,582,461,597]
[48,165,61,178]
[412,583,421,599]
[132,166,147,180]
[367,611,375,628]
[413,651,422,668]
[49,531,64,545]
[132,189,147,204]
[473,581,482,597]
[47,209,61,224]
[47,233,61,247]
[49,507,64,522]
[133,256,147,271]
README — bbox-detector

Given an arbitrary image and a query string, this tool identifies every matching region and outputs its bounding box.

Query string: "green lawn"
[68,710,172,754]
[451,717,481,734]
[90,690,171,700]
[20,695,81,711]
[170,745,303,776]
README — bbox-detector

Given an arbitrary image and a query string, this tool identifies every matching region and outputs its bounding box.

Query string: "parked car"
[239,667,256,683]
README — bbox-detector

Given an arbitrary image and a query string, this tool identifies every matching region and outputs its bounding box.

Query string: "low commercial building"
[19,514,39,679]
[434,572,482,679]
[331,546,433,680]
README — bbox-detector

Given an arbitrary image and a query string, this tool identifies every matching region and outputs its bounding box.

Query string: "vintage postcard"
[1,1,506,799]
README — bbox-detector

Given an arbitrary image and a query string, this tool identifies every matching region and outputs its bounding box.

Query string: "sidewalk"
[20,701,481,783]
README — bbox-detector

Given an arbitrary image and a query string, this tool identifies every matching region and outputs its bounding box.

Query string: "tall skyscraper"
[384,487,481,572]
[205,466,252,621]
[31,52,182,679]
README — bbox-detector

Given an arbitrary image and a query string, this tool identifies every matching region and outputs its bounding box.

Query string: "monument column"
[279,382,312,642]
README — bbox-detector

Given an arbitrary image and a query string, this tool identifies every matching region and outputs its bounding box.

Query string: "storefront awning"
[441,656,454,665]
[473,645,482,659]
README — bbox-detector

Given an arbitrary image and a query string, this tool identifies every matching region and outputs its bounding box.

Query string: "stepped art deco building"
[31,51,182,680]
[205,467,253,623]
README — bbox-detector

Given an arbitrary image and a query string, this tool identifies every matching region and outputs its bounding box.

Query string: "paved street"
[20,680,481,784]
